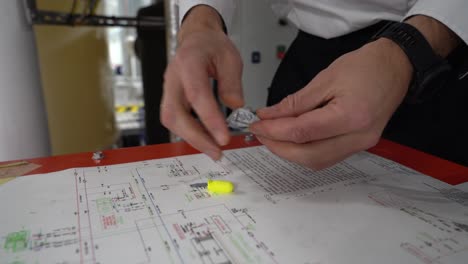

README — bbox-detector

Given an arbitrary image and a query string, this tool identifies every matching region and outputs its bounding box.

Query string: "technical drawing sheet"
[1,146,468,264]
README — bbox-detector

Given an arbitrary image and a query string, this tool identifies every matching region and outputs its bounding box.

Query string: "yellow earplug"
[207,180,234,194]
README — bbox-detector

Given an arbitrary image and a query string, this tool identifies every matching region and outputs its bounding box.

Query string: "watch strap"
[374,22,443,73]
[372,22,451,104]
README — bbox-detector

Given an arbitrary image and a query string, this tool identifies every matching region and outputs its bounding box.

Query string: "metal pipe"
[164,0,179,60]
[0,1,51,160]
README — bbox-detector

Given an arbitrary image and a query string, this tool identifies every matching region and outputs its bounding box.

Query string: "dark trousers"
[267,22,468,166]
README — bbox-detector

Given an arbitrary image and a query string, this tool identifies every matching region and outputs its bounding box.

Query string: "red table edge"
[369,138,468,185]
[2,136,468,185]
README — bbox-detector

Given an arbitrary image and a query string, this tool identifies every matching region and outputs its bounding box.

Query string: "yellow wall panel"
[35,0,117,155]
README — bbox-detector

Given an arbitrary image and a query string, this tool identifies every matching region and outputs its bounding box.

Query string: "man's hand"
[161,5,244,160]
[250,38,413,170]
[251,15,461,170]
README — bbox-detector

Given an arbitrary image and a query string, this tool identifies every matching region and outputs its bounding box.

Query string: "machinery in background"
[17,0,167,153]
[22,0,164,28]
[0,0,297,162]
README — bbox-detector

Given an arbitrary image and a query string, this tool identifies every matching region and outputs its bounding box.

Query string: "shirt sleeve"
[177,0,236,32]
[405,0,468,45]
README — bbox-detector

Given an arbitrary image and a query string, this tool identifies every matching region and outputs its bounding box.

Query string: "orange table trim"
[1,136,467,185]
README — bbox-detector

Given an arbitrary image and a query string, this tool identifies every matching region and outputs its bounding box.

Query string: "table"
[1,136,468,185]
[2,136,468,264]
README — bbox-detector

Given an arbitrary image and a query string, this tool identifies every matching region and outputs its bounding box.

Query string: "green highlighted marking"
[10,260,25,264]
[229,234,253,263]
[96,197,113,214]
[4,230,30,253]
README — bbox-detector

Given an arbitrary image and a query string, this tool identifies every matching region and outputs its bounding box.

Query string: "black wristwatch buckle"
[409,60,451,104]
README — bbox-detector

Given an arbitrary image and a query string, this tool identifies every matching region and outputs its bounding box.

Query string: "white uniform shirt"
[177,0,468,44]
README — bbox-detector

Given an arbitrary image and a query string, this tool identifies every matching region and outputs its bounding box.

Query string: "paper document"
[1,146,468,264]
[0,161,41,178]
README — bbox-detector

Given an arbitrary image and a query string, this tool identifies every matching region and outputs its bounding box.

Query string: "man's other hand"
[161,5,244,160]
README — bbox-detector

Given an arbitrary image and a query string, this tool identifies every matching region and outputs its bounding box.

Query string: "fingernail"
[232,94,245,106]
[249,123,261,135]
[224,92,244,108]
[207,149,221,160]
[214,131,229,146]
[249,125,258,134]
[256,107,270,118]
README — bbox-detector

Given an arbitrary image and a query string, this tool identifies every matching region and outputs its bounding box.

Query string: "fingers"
[161,65,223,160]
[162,28,244,158]
[178,57,231,146]
[163,103,223,160]
[251,101,369,143]
[257,76,331,120]
[216,49,245,109]
[256,130,379,170]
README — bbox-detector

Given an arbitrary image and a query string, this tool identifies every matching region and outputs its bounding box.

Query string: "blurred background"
[0,0,297,161]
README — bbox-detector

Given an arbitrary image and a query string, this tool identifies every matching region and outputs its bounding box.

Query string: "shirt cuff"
[178,0,236,32]
[405,0,468,45]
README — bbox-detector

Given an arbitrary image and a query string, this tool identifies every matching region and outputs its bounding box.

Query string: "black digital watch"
[372,22,452,104]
